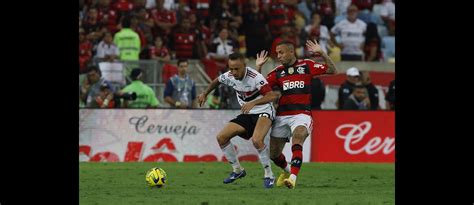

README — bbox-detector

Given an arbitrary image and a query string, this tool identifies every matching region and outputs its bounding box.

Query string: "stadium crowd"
[79,0,395,110]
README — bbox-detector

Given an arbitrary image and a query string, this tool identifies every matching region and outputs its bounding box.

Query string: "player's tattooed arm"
[305,40,338,74]
[198,78,221,107]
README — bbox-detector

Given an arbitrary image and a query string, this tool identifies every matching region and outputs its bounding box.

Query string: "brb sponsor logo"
[283,80,305,91]
[335,121,395,155]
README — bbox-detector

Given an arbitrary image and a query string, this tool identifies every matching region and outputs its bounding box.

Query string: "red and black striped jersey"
[172,32,196,59]
[267,59,328,116]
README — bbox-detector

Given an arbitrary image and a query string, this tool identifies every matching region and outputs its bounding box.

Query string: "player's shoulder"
[300,58,317,65]
[246,67,260,79]
[222,70,233,78]
[268,65,285,75]
[219,71,234,81]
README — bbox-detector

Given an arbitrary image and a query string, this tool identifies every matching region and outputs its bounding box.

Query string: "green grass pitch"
[80,162,394,205]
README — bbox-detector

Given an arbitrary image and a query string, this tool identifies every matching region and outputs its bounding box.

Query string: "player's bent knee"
[251,138,264,150]
[293,127,308,140]
[216,135,230,146]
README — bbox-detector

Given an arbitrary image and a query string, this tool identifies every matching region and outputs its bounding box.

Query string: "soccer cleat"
[276,172,290,187]
[223,170,247,184]
[283,178,296,189]
[263,177,275,188]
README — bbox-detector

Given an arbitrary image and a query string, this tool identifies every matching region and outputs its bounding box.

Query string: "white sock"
[284,164,291,173]
[289,174,297,181]
[257,144,274,178]
[221,142,242,173]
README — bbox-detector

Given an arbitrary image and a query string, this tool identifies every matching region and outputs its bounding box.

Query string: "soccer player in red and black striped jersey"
[255,40,338,189]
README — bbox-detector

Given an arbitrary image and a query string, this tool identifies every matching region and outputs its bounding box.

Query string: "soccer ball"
[146,167,167,188]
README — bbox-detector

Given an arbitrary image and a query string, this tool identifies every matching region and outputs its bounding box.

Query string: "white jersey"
[218,67,275,117]
[331,19,367,55]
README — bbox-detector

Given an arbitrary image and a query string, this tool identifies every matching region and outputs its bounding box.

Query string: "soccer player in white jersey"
[197,52,280,188]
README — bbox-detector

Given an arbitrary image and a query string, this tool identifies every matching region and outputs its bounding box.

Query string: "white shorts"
[270,114,313,139]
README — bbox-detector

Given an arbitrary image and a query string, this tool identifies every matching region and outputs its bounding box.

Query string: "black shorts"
[230,113,272,140]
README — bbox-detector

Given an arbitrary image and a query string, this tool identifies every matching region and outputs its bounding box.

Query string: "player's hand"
[197,93,207,107]
[306,39,324,54]
[256,50,269,69]
[241,102,255,114]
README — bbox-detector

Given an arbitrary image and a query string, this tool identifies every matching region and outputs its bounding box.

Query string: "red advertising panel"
[311,111,395,162]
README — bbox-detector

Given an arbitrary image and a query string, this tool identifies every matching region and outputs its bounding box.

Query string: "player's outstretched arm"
[197,78,221,107]
[241,91,280,114]
[255,50,269,73]
[306,40,338,74]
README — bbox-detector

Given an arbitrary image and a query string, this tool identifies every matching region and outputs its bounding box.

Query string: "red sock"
[271,153,288,170]
[290,144,303,176]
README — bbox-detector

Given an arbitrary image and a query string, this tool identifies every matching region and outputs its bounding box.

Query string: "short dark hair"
[228,52,245,61]
[122,16,132,28]
[87,65,101,76]
[177,58,188,66]
[276,41,295,49]
[130,68,143,80]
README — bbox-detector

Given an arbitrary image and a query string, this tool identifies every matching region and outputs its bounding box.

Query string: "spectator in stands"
[318,0,336,29]
[360,70,379,110]
[304,13,331,55]
[79,28,93,73]
[337,67,360,109]
[242,0,271,58]
[364,22,382,61]
[150,36,171,63]
[114,16,141,60]
[121,68,160,108]
[270,24,296,59]
[331,5,367,61]
[214,14,240,44]
[97,0,119,33]
[95,32,120,62]
[342,83,370,110]
[336,0,352,16]
[145,0,176,10]
[80,66,115,108]
[83,7,104,42]
[372,0,395,35]
[130,15,148,52]
[293,10,306,33]
[170,18,198,59]
[211,0,242,29]
[352,0,374,11]
[113,0,134,17]
[133,0,146,9]
[95,83,116,108]
[385,79,395,110]
[150,0,177,39]
[193,16,212,59]
[164,59,197,108]
[135,7,154,49]
[188,0,211,25]
[149,36,177,84]
[208,28,239,73]
[311,77,326,110]
[295,0,315,21]
[268,0,297,38]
